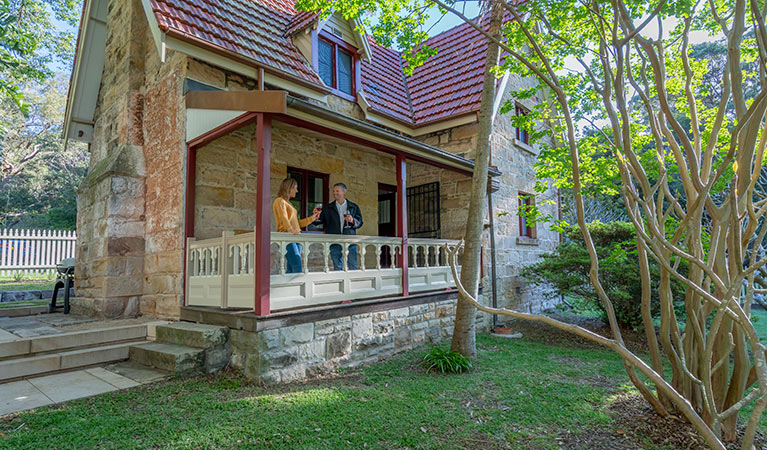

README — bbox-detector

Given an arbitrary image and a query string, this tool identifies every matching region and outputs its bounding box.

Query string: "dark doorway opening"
[378,183,397,267]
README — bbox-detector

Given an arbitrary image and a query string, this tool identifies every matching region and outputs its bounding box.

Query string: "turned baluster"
[230,245,239,276]
[239,244,248,275]
[323,242,330,272]
[376,244,382,270]
[301,239,309,274]
[360,244,367,271]
[343,242,349,271]
[279,241,287,275]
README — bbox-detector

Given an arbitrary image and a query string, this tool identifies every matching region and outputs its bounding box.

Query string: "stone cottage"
[63,0,559,381]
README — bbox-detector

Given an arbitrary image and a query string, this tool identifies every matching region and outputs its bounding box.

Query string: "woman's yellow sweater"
[273,197,314,233]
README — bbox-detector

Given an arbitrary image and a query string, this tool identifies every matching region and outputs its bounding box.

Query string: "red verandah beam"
[396,154,409,296]
[254,113,272,315]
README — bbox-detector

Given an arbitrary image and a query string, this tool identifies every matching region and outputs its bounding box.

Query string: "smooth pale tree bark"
[450,0,504,358]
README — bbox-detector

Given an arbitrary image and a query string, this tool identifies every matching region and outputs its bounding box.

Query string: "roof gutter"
[162,27,332,95]
[286,95,502,177]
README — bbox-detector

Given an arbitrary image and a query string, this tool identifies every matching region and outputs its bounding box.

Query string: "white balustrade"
[185,231,462,312]
[407,238,461,293]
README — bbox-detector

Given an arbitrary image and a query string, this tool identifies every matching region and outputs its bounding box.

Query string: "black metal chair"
[50,258,75,314]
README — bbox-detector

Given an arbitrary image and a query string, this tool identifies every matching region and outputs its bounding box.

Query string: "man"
[315,183,364,270]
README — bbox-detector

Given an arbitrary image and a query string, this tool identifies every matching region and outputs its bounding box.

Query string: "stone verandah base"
[227,296,491,384]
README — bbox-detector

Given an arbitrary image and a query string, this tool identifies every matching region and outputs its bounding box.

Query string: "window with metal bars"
[407,182,441,238]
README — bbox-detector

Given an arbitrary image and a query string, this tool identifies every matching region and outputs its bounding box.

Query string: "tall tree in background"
[0,0,80,112]
[0,75,87,230]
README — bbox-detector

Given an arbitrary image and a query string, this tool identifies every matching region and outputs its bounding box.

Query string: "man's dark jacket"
[318,200,364,235]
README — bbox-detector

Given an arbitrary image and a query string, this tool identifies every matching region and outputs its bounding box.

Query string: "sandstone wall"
[193,122,397,239]
[75,0,187,319]
[230,294,491,383]
[414,81,560,313]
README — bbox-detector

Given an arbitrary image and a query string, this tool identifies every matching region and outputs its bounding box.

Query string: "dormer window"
[316,32,358,100]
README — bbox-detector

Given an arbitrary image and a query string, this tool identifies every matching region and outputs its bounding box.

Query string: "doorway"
[378,183,397,267]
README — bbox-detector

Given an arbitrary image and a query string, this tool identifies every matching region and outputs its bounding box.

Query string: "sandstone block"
[326,332,351,359]
[298,340,325,363]
[260,348,298,371]
[156,322,228,348]
[314,317,352,336]
[258,329,280,350]
[352,317,373,339]
[280,323,314,345]
[436,304,455,318]
[388,307,409,319]
[394,327,411,348]
[196,186,234,207]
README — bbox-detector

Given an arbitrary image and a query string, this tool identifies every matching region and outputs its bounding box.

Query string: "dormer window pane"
[337,49,353,95]
[318,39,334,87]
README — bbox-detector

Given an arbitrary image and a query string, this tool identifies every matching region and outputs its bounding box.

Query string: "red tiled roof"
[285,10,319,35]
[406,18,490,124]
[151,0,322,85]
[150,0,497,126]
[360,38,413,124]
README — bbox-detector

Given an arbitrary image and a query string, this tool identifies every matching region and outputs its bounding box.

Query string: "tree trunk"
[450,0,504,358]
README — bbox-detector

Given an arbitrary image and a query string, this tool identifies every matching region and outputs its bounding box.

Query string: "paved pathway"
[0,313,96,340]
[0,363,168,416]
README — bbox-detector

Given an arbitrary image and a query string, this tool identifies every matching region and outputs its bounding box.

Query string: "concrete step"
[155,322,228,349]
[129,342,205,376]
[0,324,150,361]
[0,342,136,383]
[0,305,48,318]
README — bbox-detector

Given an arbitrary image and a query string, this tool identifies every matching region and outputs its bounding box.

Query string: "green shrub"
[521,221,686,330]
[422,346,472,374]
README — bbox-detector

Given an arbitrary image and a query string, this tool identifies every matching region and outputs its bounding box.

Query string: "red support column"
[396,154,409,296]
[254,113,272,315]
[182,145,197,307]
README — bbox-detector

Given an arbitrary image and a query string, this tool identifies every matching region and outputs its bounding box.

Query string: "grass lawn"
[0,281,55,292]
[4,326,763,450]
[0,299,48,309]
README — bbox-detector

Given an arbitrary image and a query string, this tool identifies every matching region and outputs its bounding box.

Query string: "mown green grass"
[0,299,48,309]
[0,334,635,450]
[0,281,55,292]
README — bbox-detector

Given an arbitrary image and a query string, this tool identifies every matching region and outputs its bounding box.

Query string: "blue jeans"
[330,244,358,270]
[285,243,303,273]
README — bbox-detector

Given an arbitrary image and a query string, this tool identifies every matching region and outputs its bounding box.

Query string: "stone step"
[129,342,205,376]
[155,322,228,349]
[0,305,48,318]
[0,324,151,361]
[0,342,136,383]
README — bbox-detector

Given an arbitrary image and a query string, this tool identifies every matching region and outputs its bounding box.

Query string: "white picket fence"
[0,229,77,276]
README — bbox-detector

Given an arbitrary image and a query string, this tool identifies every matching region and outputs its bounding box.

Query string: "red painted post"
[396,154,409,296]
[254,113,272,315]
[182,145,197,307]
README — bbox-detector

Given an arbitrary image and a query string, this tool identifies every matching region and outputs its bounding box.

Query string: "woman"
[273,178,320,273]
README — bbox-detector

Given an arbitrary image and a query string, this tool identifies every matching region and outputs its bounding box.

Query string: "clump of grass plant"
[422,346,472,374]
